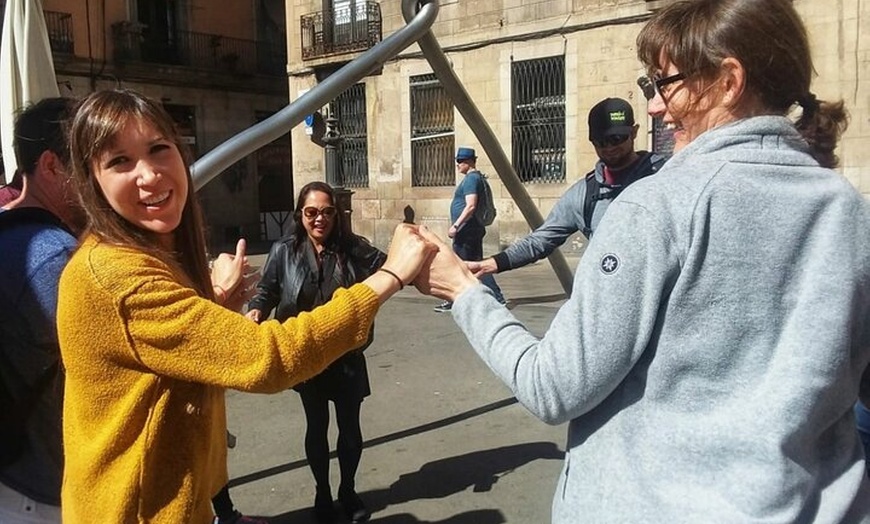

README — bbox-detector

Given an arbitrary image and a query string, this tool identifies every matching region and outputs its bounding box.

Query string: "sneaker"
[338,489,370,523]
[433,301,452,313]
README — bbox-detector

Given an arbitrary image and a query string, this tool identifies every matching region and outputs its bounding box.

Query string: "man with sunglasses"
[434,147,505,312]
[467,98,667,285]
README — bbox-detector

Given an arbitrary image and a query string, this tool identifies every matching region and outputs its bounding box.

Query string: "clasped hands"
[382,224,480,302]
[211,224,483,313]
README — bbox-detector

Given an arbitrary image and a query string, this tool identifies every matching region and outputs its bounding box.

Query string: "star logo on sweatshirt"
[600,254,620,275]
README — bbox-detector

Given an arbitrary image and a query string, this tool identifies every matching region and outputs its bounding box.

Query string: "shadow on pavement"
[229,397,521,489]
[367,441,564,505]
[265,441,562,523]
[268,508,505,524]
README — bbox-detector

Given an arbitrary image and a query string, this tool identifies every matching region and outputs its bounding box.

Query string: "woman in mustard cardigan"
[57,89,432,523]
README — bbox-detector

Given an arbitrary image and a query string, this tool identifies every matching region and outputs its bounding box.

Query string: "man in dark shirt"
[468,98,667,281]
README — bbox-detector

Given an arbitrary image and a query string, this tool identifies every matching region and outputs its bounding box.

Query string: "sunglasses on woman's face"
[592,134,630,148]
[302,206,337,219]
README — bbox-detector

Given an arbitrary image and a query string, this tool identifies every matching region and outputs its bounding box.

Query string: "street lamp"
[321,105,355,234]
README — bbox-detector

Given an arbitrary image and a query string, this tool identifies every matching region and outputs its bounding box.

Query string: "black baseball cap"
[588,98,635,142]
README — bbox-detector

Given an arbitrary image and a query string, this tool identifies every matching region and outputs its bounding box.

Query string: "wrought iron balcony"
[112,22,287,77]
[300,1,382,60]
[44,10,74,54]
[0,3,74,56]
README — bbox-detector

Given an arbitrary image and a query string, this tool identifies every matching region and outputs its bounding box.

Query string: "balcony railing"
[0,3,74,56]
[44,10,74,54]
[301,1,382,60]
[112,23,287,77]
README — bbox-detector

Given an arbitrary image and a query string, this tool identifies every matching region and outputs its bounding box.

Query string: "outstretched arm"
[477,180,586,276]
[416,201,679,424]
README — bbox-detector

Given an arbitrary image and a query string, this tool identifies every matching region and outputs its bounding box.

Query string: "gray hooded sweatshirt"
[452,116,870,523]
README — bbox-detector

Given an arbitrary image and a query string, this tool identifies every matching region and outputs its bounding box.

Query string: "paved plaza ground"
[223,255,580,523]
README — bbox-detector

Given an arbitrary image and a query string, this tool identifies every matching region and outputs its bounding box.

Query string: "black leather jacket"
[248,232,385,329]
[248,233,385,397]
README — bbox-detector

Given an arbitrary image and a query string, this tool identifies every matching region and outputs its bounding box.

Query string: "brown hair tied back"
[637,0,849,169]
[798,93,819,117]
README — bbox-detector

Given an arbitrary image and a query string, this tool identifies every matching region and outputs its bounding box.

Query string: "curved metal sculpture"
[192,0,574,294]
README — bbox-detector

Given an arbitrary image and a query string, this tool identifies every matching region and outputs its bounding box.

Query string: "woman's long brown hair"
[67,89,214,298]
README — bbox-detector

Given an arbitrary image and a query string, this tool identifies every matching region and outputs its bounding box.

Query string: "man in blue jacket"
[468,98,667,281]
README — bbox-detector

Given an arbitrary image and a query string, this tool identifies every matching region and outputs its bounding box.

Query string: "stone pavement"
[224,255,580,524]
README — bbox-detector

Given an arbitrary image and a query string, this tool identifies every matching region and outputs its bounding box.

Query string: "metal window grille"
[333,0,367,46]
[44,11,74,54]
[410,73,455,187]
[333,83,369,188]
[511,56,566,183]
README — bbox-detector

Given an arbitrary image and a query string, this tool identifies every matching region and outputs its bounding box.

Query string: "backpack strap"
[582,170,599,238]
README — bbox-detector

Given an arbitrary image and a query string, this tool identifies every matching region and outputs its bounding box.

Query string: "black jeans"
[453,225,504,301]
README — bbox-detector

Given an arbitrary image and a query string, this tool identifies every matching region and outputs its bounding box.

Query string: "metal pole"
[401,1,574,295]
[189,0,572,293]
[191,0,440,191]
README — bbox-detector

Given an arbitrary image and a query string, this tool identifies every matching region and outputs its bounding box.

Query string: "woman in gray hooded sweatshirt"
[415,0,870,522]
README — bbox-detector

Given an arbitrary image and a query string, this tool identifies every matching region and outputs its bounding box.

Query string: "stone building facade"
[285,0,869,254]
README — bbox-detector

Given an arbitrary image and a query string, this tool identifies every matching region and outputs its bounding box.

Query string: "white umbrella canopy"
[0,0,60,183]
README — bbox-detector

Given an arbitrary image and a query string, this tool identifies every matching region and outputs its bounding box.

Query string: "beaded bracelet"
[378,268,404,290]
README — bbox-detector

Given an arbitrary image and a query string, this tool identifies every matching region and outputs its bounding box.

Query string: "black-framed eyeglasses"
[638,72,687,101]
[591,134,630,148]
[302,206,337,219]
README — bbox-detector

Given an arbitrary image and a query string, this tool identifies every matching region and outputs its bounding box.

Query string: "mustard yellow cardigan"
[57,235,379,523]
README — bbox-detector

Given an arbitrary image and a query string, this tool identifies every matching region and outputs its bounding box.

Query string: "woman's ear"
[719,57,747,108]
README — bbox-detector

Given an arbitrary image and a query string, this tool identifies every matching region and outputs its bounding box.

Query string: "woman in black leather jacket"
[246,181,384,523]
